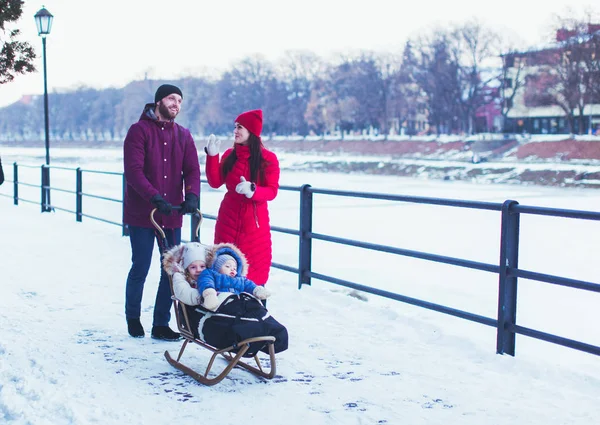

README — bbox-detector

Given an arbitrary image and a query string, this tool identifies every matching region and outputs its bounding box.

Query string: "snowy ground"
[0,150,599,425]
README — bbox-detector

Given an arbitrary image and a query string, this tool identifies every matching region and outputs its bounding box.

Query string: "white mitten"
[202,288,219,311]
[253,285,271,300]
[205,134,221,156]
[235,176,255,199]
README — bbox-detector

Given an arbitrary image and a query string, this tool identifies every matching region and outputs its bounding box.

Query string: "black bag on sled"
[184,292,288,357]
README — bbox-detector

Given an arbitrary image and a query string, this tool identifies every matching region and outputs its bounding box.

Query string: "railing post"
[298,184,313,289]
[76,167,83,222]
[41,165,48,212]
[122,173,129,237]
[191,190,201,242]
[44,165,51,212]
[13,162,18,205]
[497,199,520,356]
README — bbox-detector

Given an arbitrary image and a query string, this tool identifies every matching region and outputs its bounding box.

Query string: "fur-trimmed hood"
[162,242,210,276]
[205,243,248,277]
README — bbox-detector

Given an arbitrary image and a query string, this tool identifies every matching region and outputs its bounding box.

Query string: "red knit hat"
[235,109,263,137]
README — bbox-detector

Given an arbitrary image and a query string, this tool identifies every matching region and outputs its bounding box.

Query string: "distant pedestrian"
[0,155,4,186]
[123,84,201,340]
[204,109,280,291]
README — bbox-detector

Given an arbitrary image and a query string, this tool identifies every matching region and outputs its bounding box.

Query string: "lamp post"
[34,6,53,211]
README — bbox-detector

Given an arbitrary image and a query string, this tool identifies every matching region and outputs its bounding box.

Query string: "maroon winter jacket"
[123,104,201,229]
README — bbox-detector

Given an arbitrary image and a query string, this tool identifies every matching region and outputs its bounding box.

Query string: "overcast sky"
[0,0,597,107]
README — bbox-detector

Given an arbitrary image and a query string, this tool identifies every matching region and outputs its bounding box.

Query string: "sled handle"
[150,207,203,243]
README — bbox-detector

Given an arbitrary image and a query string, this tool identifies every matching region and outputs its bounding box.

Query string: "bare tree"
[304,78,329,134]
[499,49,526,132]
[394,40,426,135]
[557,41,587,134]
[413,31,462,135]
[448,20,501,134]
[216,55,276,124]
[535,16,600,134]
[582,31,600,132]
[376,52,402,136]
[323,51,387,134]
[276,50,323,134]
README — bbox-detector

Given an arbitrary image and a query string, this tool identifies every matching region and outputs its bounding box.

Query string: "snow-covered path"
[1,199,599,425]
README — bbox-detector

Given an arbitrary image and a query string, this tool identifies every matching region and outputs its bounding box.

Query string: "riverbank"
[2,136,600,188]
[267,137,600,188]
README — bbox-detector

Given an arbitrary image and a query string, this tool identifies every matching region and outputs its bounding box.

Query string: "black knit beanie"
[155,84,183,103]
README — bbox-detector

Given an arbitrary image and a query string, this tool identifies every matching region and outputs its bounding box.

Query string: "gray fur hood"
[162,242,248,277]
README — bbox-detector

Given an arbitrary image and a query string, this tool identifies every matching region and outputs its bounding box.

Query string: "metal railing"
[1,161,599,357]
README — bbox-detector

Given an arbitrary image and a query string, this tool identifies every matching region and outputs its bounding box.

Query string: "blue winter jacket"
[198,269,257,295]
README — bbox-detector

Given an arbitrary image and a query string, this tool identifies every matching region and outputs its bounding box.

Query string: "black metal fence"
[2,162,599,357]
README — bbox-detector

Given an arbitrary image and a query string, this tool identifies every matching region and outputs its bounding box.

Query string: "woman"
[204,109,280,286]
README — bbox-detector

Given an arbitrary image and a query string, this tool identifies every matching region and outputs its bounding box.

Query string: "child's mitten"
[202,288,219,311]
[253,285,271,300]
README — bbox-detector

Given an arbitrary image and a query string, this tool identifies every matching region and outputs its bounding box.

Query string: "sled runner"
[150,208,277,386]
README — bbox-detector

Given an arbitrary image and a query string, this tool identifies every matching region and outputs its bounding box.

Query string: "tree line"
[1,2,599,141]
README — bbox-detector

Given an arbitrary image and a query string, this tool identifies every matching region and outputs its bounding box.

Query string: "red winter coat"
[205,144,280,285]
[123,104,201,229]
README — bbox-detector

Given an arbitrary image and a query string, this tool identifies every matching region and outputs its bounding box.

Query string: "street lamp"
[34,6,53,212]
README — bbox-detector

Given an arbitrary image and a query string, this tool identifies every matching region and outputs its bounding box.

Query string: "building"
[502,24,600,135]
[475,85,503,133]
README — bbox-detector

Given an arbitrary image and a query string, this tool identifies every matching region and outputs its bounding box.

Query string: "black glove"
[150,194,172,216]
[179,193,198,215]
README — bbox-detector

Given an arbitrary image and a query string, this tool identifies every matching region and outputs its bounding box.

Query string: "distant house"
[502,24,600,135]
[475,85,503,133]
[396,100,430,136]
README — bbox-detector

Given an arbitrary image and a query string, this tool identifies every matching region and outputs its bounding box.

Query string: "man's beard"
[158,101,178,120]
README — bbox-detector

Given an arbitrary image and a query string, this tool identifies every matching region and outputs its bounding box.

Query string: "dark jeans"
[125,225,181,327]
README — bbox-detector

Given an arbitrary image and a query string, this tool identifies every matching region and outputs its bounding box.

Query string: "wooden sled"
[151,208,278,386]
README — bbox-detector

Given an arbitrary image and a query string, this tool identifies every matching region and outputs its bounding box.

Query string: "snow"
[574,135,600,142]
[1,149,599,425]
[271,134,466,143]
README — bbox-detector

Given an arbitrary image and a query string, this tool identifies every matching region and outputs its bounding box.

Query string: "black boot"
[151,326,181,341]
[127,318,145,338]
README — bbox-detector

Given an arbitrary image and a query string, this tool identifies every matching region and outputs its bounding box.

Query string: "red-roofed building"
[502,24,600,135]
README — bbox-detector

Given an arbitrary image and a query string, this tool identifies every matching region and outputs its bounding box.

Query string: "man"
[123,84,200,340]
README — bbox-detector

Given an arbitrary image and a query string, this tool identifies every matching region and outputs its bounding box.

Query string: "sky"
[0,149,599,424]
[0,0,598,107]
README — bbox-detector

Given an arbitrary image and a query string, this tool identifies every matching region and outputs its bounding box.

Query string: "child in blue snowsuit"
[198,243,270,311]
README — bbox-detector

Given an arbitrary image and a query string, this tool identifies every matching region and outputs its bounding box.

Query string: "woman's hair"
[184,270,198,288]
[222,133,267,183]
